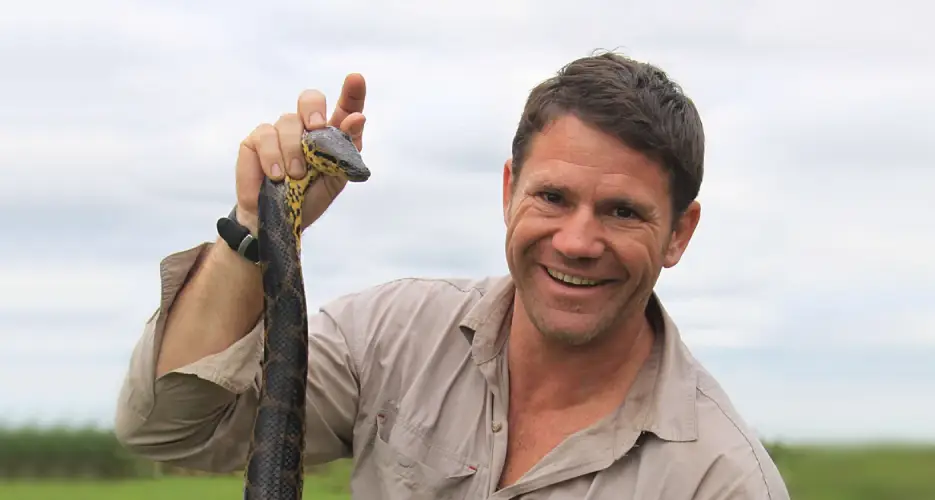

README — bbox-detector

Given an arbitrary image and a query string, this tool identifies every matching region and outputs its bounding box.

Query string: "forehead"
[520,115,670,200]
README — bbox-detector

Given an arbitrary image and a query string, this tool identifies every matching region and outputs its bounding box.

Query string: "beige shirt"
[115,242,790,499]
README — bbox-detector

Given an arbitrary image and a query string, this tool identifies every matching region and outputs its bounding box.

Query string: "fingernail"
[289,158,305,177]
[309,112,324,127]
[271,163,283,177]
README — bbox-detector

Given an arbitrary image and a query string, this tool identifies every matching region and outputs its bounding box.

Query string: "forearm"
[155,237,264,377]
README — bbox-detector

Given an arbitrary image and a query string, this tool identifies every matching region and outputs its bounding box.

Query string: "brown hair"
[510,50,705,219]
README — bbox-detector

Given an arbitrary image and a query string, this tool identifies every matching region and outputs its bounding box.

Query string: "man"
[114,52,790,499]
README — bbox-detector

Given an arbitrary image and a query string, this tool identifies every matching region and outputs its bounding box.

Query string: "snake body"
[242,126,370,499]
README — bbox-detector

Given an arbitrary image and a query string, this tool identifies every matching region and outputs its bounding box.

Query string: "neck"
[506,295,656,413]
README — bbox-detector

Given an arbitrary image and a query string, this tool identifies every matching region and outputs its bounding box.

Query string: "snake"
[242,125,370,499]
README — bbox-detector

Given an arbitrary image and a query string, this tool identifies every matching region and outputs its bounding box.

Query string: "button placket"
[486,351,511,496]
[488,389,509,495]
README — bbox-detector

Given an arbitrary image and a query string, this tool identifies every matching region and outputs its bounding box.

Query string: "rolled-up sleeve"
[114,242,360,472]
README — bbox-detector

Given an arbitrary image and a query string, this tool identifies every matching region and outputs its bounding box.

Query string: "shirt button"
[492,422,503,433]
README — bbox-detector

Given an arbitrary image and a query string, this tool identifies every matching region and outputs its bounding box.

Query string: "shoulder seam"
[363,276,489,295]
[318,307,362,385]
[696,385,774,499]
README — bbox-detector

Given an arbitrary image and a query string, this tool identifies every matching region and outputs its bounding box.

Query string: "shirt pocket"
[371,407,481,499]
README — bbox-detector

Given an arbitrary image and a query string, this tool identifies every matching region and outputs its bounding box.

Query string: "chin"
[541,329,605,347]
[528,308,612,347]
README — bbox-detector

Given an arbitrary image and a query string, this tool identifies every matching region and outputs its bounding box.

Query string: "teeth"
[546,268,601,286]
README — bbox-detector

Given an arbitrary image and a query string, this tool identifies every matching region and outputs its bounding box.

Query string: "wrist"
[217,205,260,265]
[211,235,262,275]
[234,205,259,236]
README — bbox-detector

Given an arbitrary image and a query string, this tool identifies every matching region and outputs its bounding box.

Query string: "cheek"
[610,231,665,273]
[505,202,555,267]
[505,201,537,241]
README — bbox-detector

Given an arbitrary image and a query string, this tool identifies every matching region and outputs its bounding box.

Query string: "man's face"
[502,114,700,346]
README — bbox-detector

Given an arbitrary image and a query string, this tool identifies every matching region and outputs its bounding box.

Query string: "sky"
[0,0,932,444]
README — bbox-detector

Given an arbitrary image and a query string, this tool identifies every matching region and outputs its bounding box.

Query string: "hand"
[234,73,367,234]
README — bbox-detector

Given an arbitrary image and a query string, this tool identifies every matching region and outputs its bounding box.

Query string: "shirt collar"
[459,275,699,445]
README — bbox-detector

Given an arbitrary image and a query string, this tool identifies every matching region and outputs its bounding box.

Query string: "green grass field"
[772,443,935,500]
[3,445,935,499]
[0,461,354,500]
[0,476,347,500]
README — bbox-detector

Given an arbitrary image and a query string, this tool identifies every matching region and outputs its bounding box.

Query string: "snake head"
[303,126,371,183]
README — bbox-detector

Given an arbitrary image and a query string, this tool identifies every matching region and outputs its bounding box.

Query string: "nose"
[551,208,605,260]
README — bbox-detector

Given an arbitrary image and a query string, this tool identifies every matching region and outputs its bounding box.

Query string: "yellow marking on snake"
[285,133,346,254]
[284,176,311,254]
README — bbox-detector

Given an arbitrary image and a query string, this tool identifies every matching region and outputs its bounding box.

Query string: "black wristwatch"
[216,206,260,264]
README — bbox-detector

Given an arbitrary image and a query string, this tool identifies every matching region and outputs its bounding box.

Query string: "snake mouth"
[343,167,371,183]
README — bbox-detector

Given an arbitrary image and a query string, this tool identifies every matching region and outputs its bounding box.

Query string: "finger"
[297,89,328,131]
[274,113,307,179]
[235,141,262,212]
[339,112,366,152]
[302,175,347,226]
[244,123,285,181]
[328,73,366,128]
[319,174,348,202]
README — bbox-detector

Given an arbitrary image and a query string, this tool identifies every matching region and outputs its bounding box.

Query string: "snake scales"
[243,126,370,499]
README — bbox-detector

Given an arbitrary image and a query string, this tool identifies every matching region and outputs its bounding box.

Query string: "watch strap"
[217,206,259,264]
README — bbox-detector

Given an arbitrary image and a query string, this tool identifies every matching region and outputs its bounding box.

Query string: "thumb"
[301,175,348,228]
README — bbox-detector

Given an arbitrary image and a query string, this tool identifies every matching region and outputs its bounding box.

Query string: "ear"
[663,200,701,268]
[502,158,514,226]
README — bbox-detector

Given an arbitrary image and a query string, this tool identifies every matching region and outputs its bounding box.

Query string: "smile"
[544,267,608,287]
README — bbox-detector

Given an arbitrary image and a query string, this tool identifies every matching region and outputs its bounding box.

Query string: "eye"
[613,207,636,219]
[538,191,563,204]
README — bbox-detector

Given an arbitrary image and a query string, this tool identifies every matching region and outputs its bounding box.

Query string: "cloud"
[0,0,932,442]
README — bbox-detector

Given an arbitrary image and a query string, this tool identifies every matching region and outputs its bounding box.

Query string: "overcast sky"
[1,0,932,444]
